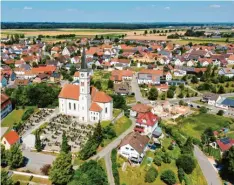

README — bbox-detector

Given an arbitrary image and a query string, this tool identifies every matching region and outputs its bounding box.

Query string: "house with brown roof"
[227,54,234,64]
[118,132,149,163]
[1,130,20,150]
[1,93,12,119]
[138,69,163,84]
[110,70,133,83]
[130,104,152,117]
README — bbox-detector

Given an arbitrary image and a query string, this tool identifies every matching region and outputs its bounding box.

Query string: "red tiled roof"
[131,104,151,113]
[228,55,234,60]
[217,139,234,152]
[4,130,20,145]
[93,91,112,103]
[1,93,10,104]
[74,71,80,77]
[59,84,80,100]
[89,102,102,112]
[139,69,163,76]
[136,112,158,127]
[32,66,56,73]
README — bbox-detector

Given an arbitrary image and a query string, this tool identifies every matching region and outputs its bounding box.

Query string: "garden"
[117,135,207,185]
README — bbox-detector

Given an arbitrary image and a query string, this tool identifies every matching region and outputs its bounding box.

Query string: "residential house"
[138,69,163,85]
[134,112,159,137]
[50,72,61,83]
[118,132,149,164]
[227,55,234,64]
[202,93,221,106]
[51,46,61,55]
[130,104,152,117]
[0,75,8,88]
[216,138,234,153]
[110,70,133,83]
[62,46,77,56]
[1,130,20,150]
[14,79,30,86]
[1,93,12,119]
[110,59,131,68]
[32,66,56,75]
[114,82,131,95]
[218,68,234,78]
[73,71,80,81]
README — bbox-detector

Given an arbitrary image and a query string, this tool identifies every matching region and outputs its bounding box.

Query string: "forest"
[2,22,234,29]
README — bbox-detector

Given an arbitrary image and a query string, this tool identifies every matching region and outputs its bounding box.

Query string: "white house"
[118,132,149,164]
[165,72,172,81]
[59,49,113,123]
[173,69,187,77]
[218,68,234,78]
[202,93,221,106]
[1,130,20,150]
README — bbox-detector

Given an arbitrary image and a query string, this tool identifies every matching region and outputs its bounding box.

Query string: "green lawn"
[113,109,122,118]
[98,157,107,173]
[1,106,37,135]
[176,113,234,139]
[101,116,132,147]
[126,95,136,104]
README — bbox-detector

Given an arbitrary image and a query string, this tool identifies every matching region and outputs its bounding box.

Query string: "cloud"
[151,5,156,7]
[164,6,171,10]
[210,4,221,8]
[24,6,32,10]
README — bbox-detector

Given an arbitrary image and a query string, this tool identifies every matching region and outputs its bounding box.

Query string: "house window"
[94,117,95,121]
[126,147,129,150]
[82,117,84,121]
[105,107,108,113]
[69,103,71,110]
[82,107,84,110]
[74,103,76,110]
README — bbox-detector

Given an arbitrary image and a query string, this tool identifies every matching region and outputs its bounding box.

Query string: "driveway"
[22,151,56,173]
[194,146,222,185]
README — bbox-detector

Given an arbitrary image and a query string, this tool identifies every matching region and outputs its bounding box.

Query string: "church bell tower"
[79,47,91,123]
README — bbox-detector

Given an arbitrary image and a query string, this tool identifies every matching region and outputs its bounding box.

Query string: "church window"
[105,107,108,113]
[74,103,76,110]
[94,117,95,121]
[69,103,71,110]
[81,82,84,86]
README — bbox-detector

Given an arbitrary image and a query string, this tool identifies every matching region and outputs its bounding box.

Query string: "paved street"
[105,152,115,185]
[194,146,222,185]
[22,151,56,173]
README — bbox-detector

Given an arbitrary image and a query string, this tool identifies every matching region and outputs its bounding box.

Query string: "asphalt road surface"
[194,146,222,185]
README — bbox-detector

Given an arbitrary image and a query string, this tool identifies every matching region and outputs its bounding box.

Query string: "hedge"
[21,108,34,121]
[111,149,120,185]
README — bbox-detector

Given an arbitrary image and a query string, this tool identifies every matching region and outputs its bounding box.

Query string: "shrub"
[160,170,177,185]
[162,152,171,164]
[176,154,196,174]
[178,168,185,183]
[40,164,51,175]
[199,106,208,114]
[21,108,34,121]
[111,149,120,185]
[217,110,224,116]
[145,167,158,183]
[153,156,162,166]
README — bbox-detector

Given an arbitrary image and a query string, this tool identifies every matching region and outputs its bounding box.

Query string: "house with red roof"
[216,138,234,153]
[110,70,134,83]
[1,130,20,149]
[138,69,163,85]
[134,111,159,137]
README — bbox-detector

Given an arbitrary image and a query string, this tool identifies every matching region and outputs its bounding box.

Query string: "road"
[22,151,56,173]
[105,152,115,185]
[194,146,222,185]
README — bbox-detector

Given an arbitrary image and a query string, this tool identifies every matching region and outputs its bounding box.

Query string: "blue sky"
[2,1,234,22]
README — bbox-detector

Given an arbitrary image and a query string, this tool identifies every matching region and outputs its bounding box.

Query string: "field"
[175,113,234,139]
[118,136,207,185]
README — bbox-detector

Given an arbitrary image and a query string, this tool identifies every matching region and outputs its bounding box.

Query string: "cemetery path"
[21,108,59,139]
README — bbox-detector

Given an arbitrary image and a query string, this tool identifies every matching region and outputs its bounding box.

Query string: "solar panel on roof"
[220,138,230,144]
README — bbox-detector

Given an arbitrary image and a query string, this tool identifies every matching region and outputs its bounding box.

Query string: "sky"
[1,1,234,23]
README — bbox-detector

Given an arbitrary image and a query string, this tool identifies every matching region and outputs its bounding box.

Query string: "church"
[58,48,113,123]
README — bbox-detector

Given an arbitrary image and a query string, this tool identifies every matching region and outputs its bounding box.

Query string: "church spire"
[81,46,87,70]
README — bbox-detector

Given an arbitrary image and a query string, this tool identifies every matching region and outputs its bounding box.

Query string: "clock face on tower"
[81,73,84,77]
